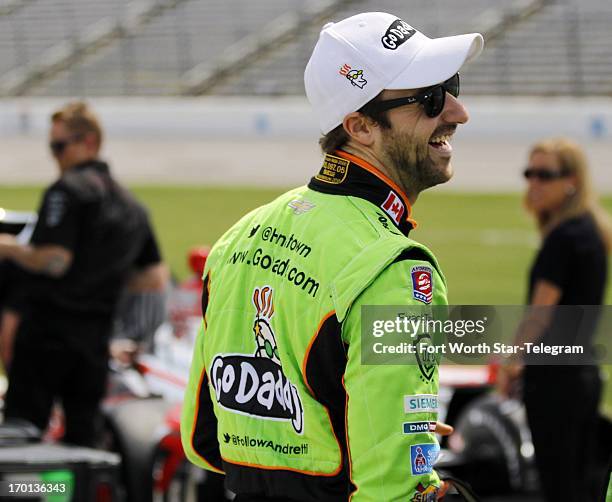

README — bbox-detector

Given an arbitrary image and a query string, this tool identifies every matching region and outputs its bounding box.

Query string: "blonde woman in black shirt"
[500,138,611,501]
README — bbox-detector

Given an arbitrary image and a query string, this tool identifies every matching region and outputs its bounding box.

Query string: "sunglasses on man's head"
[523,167,570,181]
[369,73,460,118]
[49,135,83,156]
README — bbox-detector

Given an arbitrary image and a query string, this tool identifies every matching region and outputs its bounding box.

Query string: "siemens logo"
[404,394,438,413]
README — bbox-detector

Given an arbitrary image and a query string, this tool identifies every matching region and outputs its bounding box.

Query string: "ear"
[342,112,378,147]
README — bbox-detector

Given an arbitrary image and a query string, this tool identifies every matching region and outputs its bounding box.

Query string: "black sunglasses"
[369,73,460,118]
[523,167,570,181]
[49,135,83,156]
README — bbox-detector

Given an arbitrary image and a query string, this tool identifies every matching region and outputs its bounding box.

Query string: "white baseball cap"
[304,12,484,134]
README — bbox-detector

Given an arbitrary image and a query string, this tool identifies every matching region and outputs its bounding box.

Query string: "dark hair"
[319,93,391,154]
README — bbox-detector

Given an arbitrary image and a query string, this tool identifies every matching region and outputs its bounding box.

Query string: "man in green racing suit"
[181,12,483,502]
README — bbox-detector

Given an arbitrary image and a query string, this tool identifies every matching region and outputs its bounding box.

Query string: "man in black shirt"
[0,102,167,446]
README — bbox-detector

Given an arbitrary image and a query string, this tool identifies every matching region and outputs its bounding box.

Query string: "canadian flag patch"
[411,266,433,304]
[381,191,405,225]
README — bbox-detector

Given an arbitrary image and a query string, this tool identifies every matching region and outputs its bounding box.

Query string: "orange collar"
[334,150,415,223]
[308,150,419,234]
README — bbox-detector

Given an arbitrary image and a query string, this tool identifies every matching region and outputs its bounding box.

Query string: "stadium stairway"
[2,0,610,97]
[458,0,612,96]
[0,0,36,17]
[0,0,543,97]
[197,0,547,97]
[0,0,191,96]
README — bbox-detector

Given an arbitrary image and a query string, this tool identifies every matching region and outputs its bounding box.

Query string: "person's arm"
[2,184,80,277]
[126,219,168,292]
[520,227,570,338]
[111,221,168,355]
[124,262,169,292]
[0,234,72,277]
[498,280,563,397]
[0,308,20,371]
[514,279,562,346]
[341,257,448,501]
[498,229,569,397]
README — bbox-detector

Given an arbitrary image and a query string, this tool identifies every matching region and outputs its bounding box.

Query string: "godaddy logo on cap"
[381,19,416,50]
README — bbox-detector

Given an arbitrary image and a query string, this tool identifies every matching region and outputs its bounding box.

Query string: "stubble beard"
[381,128,452,196]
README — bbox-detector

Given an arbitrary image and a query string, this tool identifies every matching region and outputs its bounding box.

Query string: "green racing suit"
[181,150,448,501]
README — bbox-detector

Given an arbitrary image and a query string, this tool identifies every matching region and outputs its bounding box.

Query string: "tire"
[448,393,538,495]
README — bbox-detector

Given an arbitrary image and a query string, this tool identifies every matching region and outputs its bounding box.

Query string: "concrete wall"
[1,97,610,191]
[2,96,612,140]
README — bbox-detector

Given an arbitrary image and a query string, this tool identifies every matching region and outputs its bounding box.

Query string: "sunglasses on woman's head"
[523,167,570,181]
[369,73,460,118]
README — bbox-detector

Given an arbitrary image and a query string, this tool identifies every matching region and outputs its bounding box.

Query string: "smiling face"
[525,150,576,215]
[374,87,469,195]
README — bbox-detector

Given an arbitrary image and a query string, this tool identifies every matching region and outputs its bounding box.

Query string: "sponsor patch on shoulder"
[288,199,315,215]
[404,394,438,414]
[403,421,437,434]
[411,265,433,304]
[316,154,349,184]
[410,443,440,476]
[410,482,439,502]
